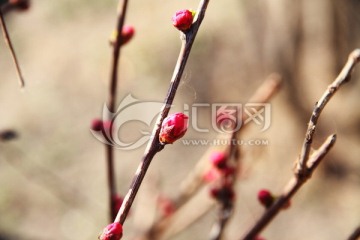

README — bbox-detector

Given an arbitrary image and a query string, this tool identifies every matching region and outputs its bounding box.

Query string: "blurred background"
[0,0,359,239]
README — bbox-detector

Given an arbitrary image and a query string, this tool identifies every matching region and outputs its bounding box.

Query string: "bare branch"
[0,9,25,87]
[347,226,360,240]
[241,134,337,240]
[296,49,360,177]
[113,0,211,226]
[106,0,130,221]
[241,48,360,240]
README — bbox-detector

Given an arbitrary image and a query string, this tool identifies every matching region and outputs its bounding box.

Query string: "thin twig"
[0,9,25,87]
[241,134,337,240]
[241,48,360,240]
[347,226,360,240]
[209,201,233,240]
[296,49,360,177]
[113,0,211,226]
[106,0,129,221]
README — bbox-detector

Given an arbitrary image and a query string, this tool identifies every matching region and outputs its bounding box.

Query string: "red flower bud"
[120,25,135,45]
[222,166,236,177]
[210,151,228,169]
[159,113,188,144]
[91,119,104,132]
[172,9,194,32]
[99,222,123,240]
[210,185,235,202]
[110,25,135,46]
[257,189,274,208]
[158,195,175,217]
[9,0,30,11]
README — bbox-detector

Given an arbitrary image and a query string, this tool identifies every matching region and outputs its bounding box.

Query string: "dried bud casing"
[159,113,188,144]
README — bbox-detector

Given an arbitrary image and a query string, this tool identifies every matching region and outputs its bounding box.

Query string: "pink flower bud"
[210,151,228,169]
[99,222,123,240]
[158,195,175,217]
[257,189,274,208]
[172,9,194,32]
[110,25,135,46]
[120,25,135,45]
[159,113,188,144]
[91,119,104,132]
[203,168,222,183]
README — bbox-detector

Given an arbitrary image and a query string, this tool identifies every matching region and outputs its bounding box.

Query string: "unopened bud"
[91,119,104,132]
[210,185,235,202]
[99,222,123,240]
[110,25,135,46]
[210,151,228,169]
[159,113,188,144]
[172,9,194,32]
[257,189,274,209]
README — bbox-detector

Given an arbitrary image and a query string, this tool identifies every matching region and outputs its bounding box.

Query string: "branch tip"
[350,49,360,63]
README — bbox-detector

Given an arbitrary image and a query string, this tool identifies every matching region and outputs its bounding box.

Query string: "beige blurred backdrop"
[0,0,359,240]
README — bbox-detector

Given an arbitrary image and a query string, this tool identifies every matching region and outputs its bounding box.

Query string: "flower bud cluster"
[207,151,236,204]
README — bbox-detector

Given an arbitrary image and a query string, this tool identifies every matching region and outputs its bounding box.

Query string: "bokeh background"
[0,0,359,239]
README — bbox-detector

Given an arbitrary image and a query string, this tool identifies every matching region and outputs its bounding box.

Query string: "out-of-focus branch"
[347,226,360,240]
[106,0,129,221]
[141,74,282,240]
[209,74,282,240]
[175,74,282,208]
